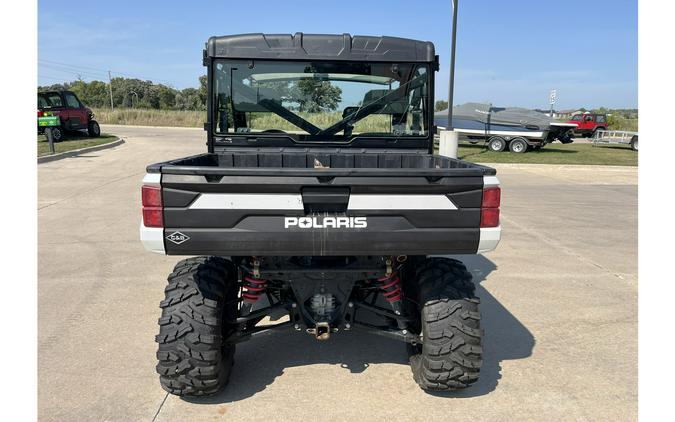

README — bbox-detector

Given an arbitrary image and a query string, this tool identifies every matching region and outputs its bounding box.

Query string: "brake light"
[482,187,500,209]
[480,208,499,228]
[142,185,162,207]
[142,185,163,227]
[480,187,501,228]
[143,208,163,227]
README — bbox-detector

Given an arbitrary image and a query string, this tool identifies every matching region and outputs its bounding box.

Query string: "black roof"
[205,33,435,62]
[38,90,73,95]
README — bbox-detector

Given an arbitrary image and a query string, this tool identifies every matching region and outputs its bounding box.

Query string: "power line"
[39,59,110,73]
[38,64,109,80]
[38,75,72,81]
[38,61,109,76]
[38,59,177,85]
[38,73,103,82]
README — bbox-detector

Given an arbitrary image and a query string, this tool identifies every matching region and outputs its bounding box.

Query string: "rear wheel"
[47,126,64,142]
[487,136,506,152]
[87,120,101,137]
[509,137,528,153]
[155,256,238,397]
[408,258,482,391]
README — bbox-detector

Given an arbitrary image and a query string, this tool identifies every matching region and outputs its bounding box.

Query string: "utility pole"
[108,70,114,110]
[447,0,459,129]
[439,0,460,159]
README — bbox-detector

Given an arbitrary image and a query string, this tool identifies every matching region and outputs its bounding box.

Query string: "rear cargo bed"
[142,151,499,256]
[149,151,495,176]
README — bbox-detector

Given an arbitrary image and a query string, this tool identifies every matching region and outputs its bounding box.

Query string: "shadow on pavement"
[184,255,534,403]
[428,255,535,398]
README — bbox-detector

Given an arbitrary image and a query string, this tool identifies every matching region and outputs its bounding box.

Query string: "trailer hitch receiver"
[307,322,332,340]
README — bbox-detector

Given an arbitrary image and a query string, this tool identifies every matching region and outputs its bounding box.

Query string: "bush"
[608,115,638,132]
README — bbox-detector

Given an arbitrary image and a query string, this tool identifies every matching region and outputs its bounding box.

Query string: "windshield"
[570,114,582,121]
[213,60,430,142]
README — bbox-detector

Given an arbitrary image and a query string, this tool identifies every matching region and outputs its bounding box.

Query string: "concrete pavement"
[38,125,637,421]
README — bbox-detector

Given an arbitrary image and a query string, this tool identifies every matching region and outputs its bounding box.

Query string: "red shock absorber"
[376,272,403,303]
[242,275,268,303]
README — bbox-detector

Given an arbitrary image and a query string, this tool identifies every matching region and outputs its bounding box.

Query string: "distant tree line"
[38,75,345,113]
[591,107,638,119]
[39,77,637,122]
[38,76,208,111]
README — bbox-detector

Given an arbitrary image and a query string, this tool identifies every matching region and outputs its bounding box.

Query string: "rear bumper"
[140,223,502,256]
[139,222,165,254]
[160,226,480,256]
[478,226,501,253]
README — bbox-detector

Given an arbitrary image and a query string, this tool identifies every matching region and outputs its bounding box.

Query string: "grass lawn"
[38,133,118,157]
[457,142,638,166]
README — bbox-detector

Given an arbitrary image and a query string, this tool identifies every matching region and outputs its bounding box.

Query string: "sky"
[38,0,637,110]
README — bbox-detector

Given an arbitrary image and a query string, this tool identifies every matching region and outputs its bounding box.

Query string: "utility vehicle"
[141,33,501,396]
[37,90,101,142]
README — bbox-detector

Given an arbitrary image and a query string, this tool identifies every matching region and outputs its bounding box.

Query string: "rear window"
[38,95,49,108]
[41,93,63,108]
[596,115,606,123]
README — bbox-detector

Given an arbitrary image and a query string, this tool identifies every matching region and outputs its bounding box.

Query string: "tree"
[72,80,109,107]
[198,75,208,107]
[39,83,69,92]
[290,78,342,112]
[153,84,177,109]
[175,88,202,111]
[38,75,206,110]
[435,100,449,112]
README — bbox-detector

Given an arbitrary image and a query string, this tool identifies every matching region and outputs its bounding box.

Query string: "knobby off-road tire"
[155,256,238,397]
[87,120,101,137]
[47,126,64,142]
[408,258,483,391]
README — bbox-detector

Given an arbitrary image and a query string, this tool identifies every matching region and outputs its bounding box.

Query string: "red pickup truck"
[567,113,608,137]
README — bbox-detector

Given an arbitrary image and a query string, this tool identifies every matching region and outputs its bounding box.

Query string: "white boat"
[435,103,576,150]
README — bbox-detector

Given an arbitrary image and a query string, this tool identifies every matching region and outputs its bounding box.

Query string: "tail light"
[142,185,163,227]
[480,187,501,228]
[38,110,44,117]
